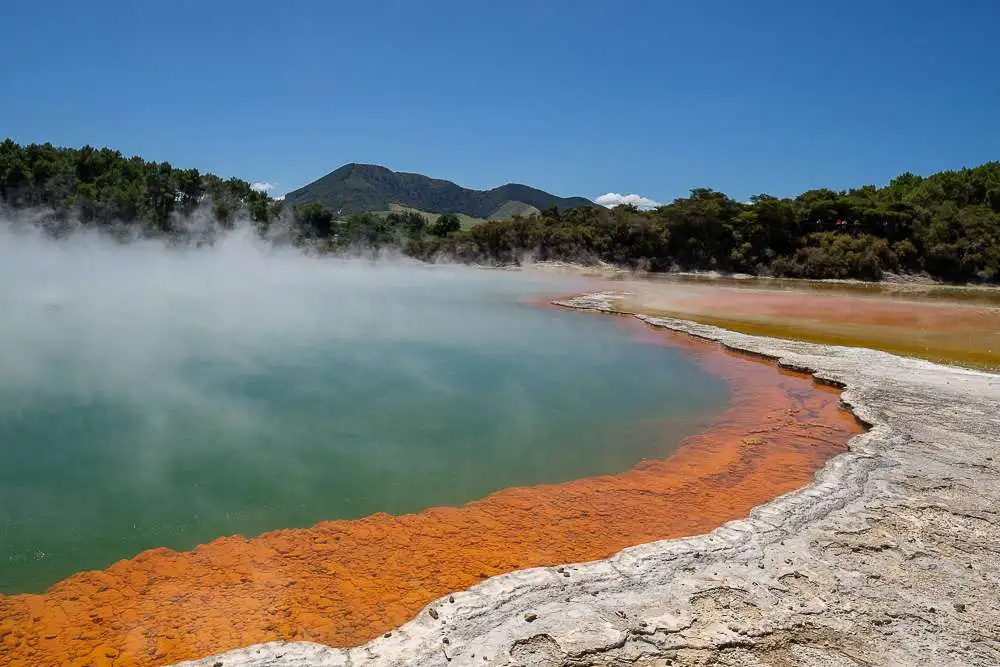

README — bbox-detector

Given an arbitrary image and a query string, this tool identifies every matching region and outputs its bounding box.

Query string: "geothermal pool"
[0,230,729,594]
[0,229,865,667]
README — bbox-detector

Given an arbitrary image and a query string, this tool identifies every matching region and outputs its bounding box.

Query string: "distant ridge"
[283,163,593,218]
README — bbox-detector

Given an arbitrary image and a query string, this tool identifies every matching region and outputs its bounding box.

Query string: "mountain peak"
[284,164,592,219]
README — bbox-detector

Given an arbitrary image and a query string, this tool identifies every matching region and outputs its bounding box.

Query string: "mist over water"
[0,219,729,594]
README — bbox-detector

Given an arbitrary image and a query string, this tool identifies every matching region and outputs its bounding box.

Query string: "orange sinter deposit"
[0,316,863,667]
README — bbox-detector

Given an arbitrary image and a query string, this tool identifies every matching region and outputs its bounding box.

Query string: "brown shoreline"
[0,314,863,667]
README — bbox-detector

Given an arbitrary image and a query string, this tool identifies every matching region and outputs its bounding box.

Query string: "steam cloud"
[0,214,578,411]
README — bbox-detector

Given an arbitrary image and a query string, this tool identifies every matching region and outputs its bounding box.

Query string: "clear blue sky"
[2,0,998,203]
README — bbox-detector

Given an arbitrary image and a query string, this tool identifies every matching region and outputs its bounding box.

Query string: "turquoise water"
[0,233,729,594]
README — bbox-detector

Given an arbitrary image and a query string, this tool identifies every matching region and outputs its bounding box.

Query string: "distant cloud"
[274,195,285,201]
[595,192,661,210]
[250,181,277,193]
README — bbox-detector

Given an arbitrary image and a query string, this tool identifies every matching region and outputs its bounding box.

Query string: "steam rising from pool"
[0,218,728,593]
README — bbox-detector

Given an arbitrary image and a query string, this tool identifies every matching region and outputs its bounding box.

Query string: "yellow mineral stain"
[609,277,1000,370]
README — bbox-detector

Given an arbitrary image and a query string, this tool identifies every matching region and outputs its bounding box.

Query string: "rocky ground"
[178,293,1000,666]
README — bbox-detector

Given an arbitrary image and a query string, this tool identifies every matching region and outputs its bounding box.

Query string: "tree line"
[2,140,998,282]
[0,140,459,248]
[414,164,1000,283]
[0,140,282,232]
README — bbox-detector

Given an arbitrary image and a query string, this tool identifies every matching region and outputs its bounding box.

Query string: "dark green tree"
[429,212,461,237]
[295,202,335,238]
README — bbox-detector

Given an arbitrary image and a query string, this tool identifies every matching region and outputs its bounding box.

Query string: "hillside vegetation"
[488,200,540,221]
[0,140,282,231]
[283,162,592,218]
[414,163,1000,283]
[1,139,998,283]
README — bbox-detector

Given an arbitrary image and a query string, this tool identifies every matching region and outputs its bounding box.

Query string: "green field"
[376,203,486,230]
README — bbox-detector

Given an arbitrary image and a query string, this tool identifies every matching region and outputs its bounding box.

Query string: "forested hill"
[0,139,281,230]
[1,139,998,283]
[283,163,594,218]
[412,161,1000,283]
